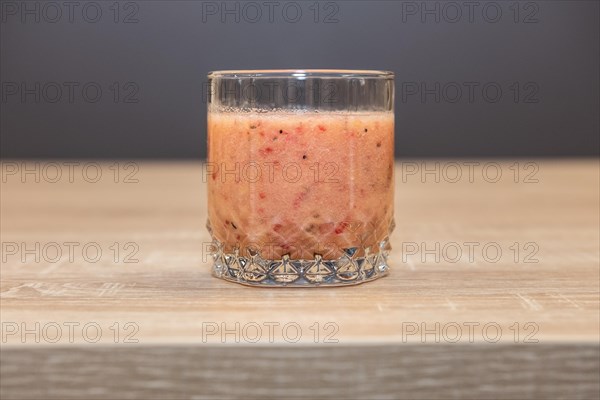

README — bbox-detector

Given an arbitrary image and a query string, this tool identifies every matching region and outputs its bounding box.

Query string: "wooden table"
[1,160,598,399]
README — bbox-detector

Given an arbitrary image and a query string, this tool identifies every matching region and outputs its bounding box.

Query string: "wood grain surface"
[1,160,598,399]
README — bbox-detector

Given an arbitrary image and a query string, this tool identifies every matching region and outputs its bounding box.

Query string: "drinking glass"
[206,69,395,287]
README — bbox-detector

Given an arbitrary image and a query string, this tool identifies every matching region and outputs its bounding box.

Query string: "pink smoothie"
[207,110,394,260]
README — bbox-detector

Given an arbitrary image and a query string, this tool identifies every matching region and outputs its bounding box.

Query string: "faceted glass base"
[208,238,391,287]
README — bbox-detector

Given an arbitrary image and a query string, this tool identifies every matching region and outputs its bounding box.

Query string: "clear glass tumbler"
[206,70,395,287]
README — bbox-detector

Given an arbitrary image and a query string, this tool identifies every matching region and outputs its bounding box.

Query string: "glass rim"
[207,69,394,79]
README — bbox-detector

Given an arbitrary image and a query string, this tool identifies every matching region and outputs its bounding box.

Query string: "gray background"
[1,0,598,158]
